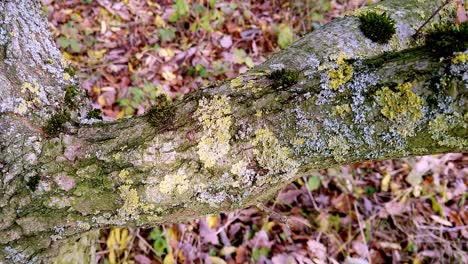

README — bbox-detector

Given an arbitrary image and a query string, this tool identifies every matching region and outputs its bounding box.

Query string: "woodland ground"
[41,0,467,263]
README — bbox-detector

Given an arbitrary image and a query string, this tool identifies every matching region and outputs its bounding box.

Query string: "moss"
[86,109,102,119]
[26,175,40,192]
[328,52,353,90]
[43,111,71,137]
[425,22,468,56]
[196,95,232,168]
[358,11,396,44]
[64,84,78,108]
[146,96,174,128]
[64,66,77,77]
[376,82,422,121]
[429,113,468,148]
[268,69,299,89]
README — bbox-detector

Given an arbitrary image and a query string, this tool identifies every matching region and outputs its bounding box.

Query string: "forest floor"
[42,0,467,263]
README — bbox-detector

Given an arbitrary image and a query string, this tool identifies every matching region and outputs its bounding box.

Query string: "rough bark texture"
[0,0,467,262]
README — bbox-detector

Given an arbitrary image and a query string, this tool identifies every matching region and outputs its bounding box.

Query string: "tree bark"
[0,0,466,262]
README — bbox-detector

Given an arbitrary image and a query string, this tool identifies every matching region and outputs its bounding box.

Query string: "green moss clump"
[26,175,40,191]
[358,11,396,44]
[86,109,102,119]
[43,111,71,137]
[425,22,468,56]
[146,96,174,127]
[64,66,77,77]
[64,84,78,108]
[268,69,299,89]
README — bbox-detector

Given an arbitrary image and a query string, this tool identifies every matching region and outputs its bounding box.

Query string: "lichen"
[328,52,353,90]
[376,82,423,138]
[117,183,140,219]
[452,51,468,64]
[332,104,352,118]
[230,76,243,89]
[196,95,232,168]
[252,128,299,177]
[327,135,350,162]
[429,113,468,148]
[358,11,396,44]
[159,169,190,195]
[376,82,423,121]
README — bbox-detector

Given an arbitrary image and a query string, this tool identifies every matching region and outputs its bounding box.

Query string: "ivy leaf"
[307,175,321,191]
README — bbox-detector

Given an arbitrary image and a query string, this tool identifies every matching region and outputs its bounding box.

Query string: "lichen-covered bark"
[0,0,466,262]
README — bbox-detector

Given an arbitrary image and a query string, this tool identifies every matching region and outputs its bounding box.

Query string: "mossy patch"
[196,95,232,168]
[146,96,174,128]
[86,109,102,119]
[358,11,396,44]
[43,111,71,137]
[268,69,299,89]
[26,175,40,192]
[328,52,353,90]
[425,22,468,56]
[64,84,78,108]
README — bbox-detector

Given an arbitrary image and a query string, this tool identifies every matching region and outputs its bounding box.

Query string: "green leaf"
[277,23,294,49]
[233,49,247,64]
[149,227,163,240]
[158,28,176,42]
[174,0,189,17]
[307,175,321,191]
[153,237,168,257]
[58,37,70,48]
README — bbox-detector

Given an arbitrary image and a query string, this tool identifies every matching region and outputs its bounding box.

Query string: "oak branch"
[0,0,467,262]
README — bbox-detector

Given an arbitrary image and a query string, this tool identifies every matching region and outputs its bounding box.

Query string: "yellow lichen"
[452,52,468,64]
[159,169,190,195]
[14,99,29,115]
[327,136,350,162]
[230,160,249,176]
[429,113,468,147]
[332,104,352,118]
[328,52,354,90]
[118,184,140,218]
[118,169,129,180]
[196,95,232,168]
[376,82,422,121]
[253,128,299,177]
[230,76,243,89]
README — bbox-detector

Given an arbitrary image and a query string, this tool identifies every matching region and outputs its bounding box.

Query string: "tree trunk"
[0,0,466,262]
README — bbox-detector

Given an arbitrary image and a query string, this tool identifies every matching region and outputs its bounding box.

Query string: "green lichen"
[327,136,350,162]
[358,11,396,44]
[196,95,232,168]
[376,82,423,138]
[332,104,351,118]
[452,51,468,64]
[425,22,468,56]
[376,82,422,121]
[158,169,190,195]
[43,111,71,137]
[328,52,353,90]
[230,76,243,89]
[252,128,299,177]
[268,69,299,89]
[117,183,140,219]
[429,113,468,148]
[86,109,102,119]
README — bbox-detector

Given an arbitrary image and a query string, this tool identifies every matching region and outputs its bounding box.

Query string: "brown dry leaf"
[307,240,327,261]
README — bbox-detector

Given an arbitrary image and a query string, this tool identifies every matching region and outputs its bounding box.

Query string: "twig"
[354,202,372,264]
[413,0,451,38]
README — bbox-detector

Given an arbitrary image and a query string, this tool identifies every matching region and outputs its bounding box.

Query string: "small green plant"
[26,175,40,192]
[425,22,468,56]
[268,69,299,89]
[358,11,396,44]
[64,84,78,108]
[149,227,169,257]
[86,109,102,119]
[43,111,70,137]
